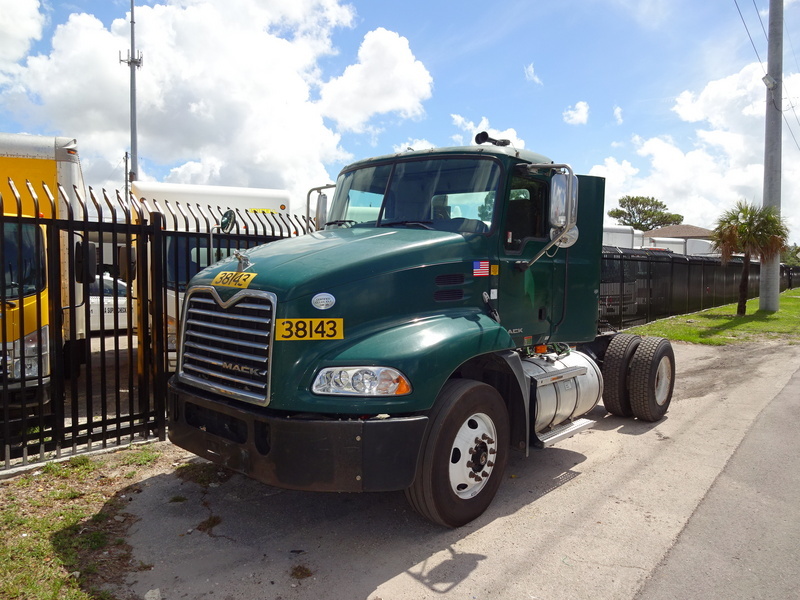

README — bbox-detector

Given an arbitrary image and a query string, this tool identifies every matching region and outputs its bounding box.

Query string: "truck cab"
[168,135,675,527]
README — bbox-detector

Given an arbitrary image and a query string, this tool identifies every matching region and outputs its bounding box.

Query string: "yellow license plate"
[211,271,256,288]
[276,318,344,340]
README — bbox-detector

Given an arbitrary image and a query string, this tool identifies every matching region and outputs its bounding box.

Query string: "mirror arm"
[520,163,577,270]
[523,231,565,270]
[306,184,336,230]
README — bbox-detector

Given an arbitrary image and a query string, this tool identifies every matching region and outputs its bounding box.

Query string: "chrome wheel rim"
[448,412,498,499]
[654,356,673,406]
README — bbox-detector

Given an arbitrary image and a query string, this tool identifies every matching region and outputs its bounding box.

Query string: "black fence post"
[150,212,167,441]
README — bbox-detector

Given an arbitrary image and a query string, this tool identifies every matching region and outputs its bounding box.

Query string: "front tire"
[405,379,509,527]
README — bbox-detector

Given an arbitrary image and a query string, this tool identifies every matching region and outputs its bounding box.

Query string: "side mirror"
[75,240,97,284]
[315,192,328,231]
[117,244,137,283]
[219,209,236,234]
[549,173,578,230]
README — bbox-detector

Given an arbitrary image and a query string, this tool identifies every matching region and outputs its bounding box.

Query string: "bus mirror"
[75,240,97,284]
[220,209,236,234]
[550,173,578,230]
[117,244,136,283]
[315,193,328,230]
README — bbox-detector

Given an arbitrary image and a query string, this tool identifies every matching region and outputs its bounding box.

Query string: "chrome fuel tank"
[521,351,603,433]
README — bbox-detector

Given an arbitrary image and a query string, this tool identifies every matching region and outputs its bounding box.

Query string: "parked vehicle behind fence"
[0,133,96,412]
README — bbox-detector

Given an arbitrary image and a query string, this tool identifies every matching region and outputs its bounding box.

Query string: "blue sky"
[1,0,799,242]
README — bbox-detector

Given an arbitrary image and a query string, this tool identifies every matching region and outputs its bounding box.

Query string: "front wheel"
[405,379,509,527]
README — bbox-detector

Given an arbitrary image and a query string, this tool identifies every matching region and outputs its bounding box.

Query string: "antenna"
[120,0,143,186]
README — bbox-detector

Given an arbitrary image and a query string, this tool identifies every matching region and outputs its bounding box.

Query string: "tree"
[711,201,789,316]
[607,196,684,231]
[781,243,800,267]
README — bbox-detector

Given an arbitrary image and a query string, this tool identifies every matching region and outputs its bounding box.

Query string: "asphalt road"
[115,341,800,600]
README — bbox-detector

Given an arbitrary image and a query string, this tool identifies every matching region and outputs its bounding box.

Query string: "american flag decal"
[473,261,490,277]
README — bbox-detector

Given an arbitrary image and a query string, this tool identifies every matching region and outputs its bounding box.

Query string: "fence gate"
[1,184,166,470]
[2,182,314,472]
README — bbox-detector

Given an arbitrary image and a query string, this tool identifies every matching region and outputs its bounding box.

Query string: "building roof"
[643,224,713,239]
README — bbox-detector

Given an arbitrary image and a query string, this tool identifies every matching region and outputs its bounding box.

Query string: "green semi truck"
[167,133,675,527]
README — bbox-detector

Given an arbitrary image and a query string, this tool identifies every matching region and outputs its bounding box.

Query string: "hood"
[193,227,481,301]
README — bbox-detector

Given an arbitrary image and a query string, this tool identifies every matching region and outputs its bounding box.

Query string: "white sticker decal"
[311,293,336,310]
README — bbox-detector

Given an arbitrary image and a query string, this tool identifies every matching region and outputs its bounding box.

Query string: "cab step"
[534,418,595,449]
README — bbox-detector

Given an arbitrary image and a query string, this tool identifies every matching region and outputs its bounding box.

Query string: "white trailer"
[603,225,644,249]
[129,181,297,370]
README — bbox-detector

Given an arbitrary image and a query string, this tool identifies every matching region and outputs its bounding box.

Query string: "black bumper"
[167,380,429,493]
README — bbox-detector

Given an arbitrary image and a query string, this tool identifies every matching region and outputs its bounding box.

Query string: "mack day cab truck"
[167,132,676,527]
[0,133,96,409]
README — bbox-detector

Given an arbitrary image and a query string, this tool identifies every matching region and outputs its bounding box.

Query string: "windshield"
[327,157,501,234]
[1,223,45,299]
[165,233,245,292]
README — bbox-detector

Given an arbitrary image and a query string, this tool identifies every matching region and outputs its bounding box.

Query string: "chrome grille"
[177,287,275,406]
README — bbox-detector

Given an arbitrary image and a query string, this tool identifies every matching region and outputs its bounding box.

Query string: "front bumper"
[1,378,51,410]
[168,379,428,493]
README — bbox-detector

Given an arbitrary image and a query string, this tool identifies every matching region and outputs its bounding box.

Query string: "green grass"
[627,288,800,345]
[0,444,167,600]
[120,445,161,467]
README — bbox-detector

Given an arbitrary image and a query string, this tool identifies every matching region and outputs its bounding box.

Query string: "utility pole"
[120,0,142,188]
[759,0,783,311]
[124,152,129,200]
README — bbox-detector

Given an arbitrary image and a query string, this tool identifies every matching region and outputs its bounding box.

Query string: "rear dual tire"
[601,333,640,417]
[602,334,675,422]
[629,336,675,422]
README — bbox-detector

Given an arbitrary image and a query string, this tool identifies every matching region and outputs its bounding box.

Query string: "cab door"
[496,173,559,349]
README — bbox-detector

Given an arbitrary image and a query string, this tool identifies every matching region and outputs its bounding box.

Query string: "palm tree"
[711,201,789,316]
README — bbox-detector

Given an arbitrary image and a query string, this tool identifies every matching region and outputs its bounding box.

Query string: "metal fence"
[600,245,799,330]
[3,184,798,471]
[1,181,312,470]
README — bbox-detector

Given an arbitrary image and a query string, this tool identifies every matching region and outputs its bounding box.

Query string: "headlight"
[5,326,50,379]
[166,315,178,351]
[312,366,412,396]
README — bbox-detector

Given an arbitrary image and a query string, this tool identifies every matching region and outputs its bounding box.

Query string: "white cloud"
[451,115,525,148]
[317,27,433,133]
[563,101,589,125]
[610,0,671,28]
[0,1,433,206]
[595,63,800,243]
[523,63,542,85]
[672,63,764,136]
[0,0,45,73]
[613,105,623,125]
[392,138,435,153]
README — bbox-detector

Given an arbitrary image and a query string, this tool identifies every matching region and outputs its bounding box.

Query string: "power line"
[734,0,764,63]
[754,0,800,143]
[734,0,800,152]
[780,9,800,131]
[752,0,768,39]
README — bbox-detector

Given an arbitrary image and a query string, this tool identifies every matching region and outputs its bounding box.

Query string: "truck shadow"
[53,443,590,600]
[587,404,669,435]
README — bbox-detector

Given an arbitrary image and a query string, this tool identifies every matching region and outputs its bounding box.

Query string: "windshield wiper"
[324,219,358,227]
[378,220,434,230]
